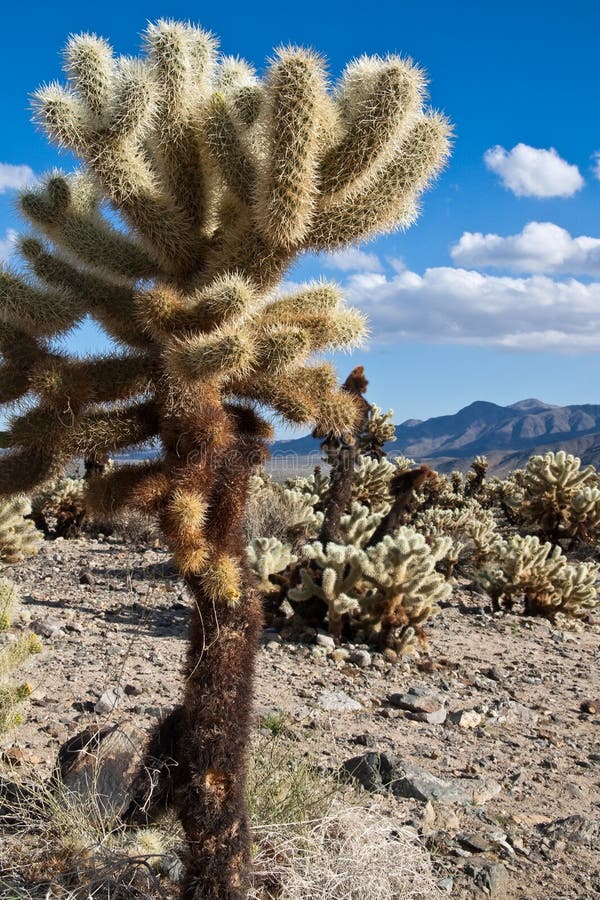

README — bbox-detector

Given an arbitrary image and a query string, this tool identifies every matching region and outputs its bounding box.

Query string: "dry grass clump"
[1,734,440,899]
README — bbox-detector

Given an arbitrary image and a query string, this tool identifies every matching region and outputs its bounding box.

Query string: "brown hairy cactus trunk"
[368,464,437,546]
[155,389,266,899]
[318,367,370,544]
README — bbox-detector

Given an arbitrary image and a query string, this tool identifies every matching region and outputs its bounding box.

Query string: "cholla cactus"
[0,21,450,897]
[416,500,499,575]
[246,537,297,593]
[0,497,41,564]
[477,534,599,618]
[360,528,452,651]
[352,454,395,511]
[504,451,600,543]
[338,502,384,547]
[289,542,364,639]
[31,475,86,537]
[286,467,330,506]
[358,404,396,459]
[0,579,42,732]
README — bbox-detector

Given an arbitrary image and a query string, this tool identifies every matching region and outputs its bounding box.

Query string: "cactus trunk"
[180,571,262,899]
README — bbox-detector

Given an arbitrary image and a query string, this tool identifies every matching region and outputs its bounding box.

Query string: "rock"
[537,815,600,849]
[437,877,453,894]
[94,688,123,715]
[31,616,65,639]
[476,862,508,897]
[580,698,599,715]
[56,722,146,816]
[315,633,335,651]
[349,649,372,668]
[341,752,501,806]
[79,569,96,586]
[389,686,447,724]
[124,683,143,697]
[458,832,491,853]
[449,709,482,729]
[318,690,362,712]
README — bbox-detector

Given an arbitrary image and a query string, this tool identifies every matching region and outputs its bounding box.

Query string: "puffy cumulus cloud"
[343,265,600,352]
[324,247,383,272]
[0,162,36,193]
[0,229,17,263]
[484,144,584,198]
[593,151,600,180]
[451,222,600,276]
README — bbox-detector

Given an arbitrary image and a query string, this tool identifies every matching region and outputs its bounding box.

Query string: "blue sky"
[1,0,600,429]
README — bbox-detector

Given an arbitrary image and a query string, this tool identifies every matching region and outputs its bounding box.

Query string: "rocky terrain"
[2,534,600,899]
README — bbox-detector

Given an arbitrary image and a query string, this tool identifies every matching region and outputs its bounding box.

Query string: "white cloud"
[0,163,36,193]
[451,221,600,276]
[324,247,383,272]
[0,229,17,263]
[343,264,600,352]
[484,144,583,198]
[593,151,600,181]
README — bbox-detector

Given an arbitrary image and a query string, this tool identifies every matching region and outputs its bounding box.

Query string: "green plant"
[0,497,41,564]
[476,534,599,618]
[0,20,449,898]
[503,451,600,544]
[0,578,42,732]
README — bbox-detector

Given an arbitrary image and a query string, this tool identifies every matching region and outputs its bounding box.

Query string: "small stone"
[31,617,65,639]
[458,832,490,853]
[349,649,372,668]
[124,684,143,697]
[437,877,453,894]
[79,569,95,586]
[94,688,123,716]
[389,686,447,725]
[318,690,362,712]
[315,633,336,651]
[266,641,282,651]
[449,709,482,729]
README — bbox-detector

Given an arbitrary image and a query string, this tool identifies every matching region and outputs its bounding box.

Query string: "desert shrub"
[476,534,599,619]
[0,578,42,732]
[0,496,41,564]
[245,474,324,545]
[503,451,600,544]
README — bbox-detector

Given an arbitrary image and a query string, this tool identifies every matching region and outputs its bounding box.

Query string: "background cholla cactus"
[358,404,396,460]
[0,20,450,898]
[246,537,297,594]
[0,497,41,564]
[31,475,86,538]
[245,474,323,544]
[288,542,364,640]
[476,534,599,619]
[0,578,42,732]
[503,451,600,544]
[337,501,384,547]
[351,454,396,511]
[415,500,499,576]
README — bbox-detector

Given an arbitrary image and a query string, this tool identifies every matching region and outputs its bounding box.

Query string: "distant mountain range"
[271,399,600,474]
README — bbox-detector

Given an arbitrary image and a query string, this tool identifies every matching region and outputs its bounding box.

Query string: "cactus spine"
[1,21,450,898]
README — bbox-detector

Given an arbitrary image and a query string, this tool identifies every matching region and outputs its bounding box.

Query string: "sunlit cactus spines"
[0,19,450,899]
[0,497,41,564]
[0,579,42,733]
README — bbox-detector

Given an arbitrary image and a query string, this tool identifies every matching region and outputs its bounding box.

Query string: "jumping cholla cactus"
[289,526,451,649]
[0,497,41,564]
[337,501,384,547]
[31,474,86,537]
[288,542,363,640]
[351,454,396,510]
[415,500,499,575]
[0,21,450,898]
[504,451,600,544]
[0,578,42,732]
[477,534,599,619]
[358,404,396,459]
[245,474,323,543]
[246,537,297,594]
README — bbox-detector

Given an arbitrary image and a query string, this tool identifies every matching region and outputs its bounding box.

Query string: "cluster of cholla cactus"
[289,526,451,650]
[358,404,396,459]
[31,475,86,538]
[244,473,324,544]
[415,500,499,576]
[503,451,600,545]
[476,534,599,619]
[0,19,450,898]
[246,537,297,594]
[0,497,41,564]
[0,578,42,732]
